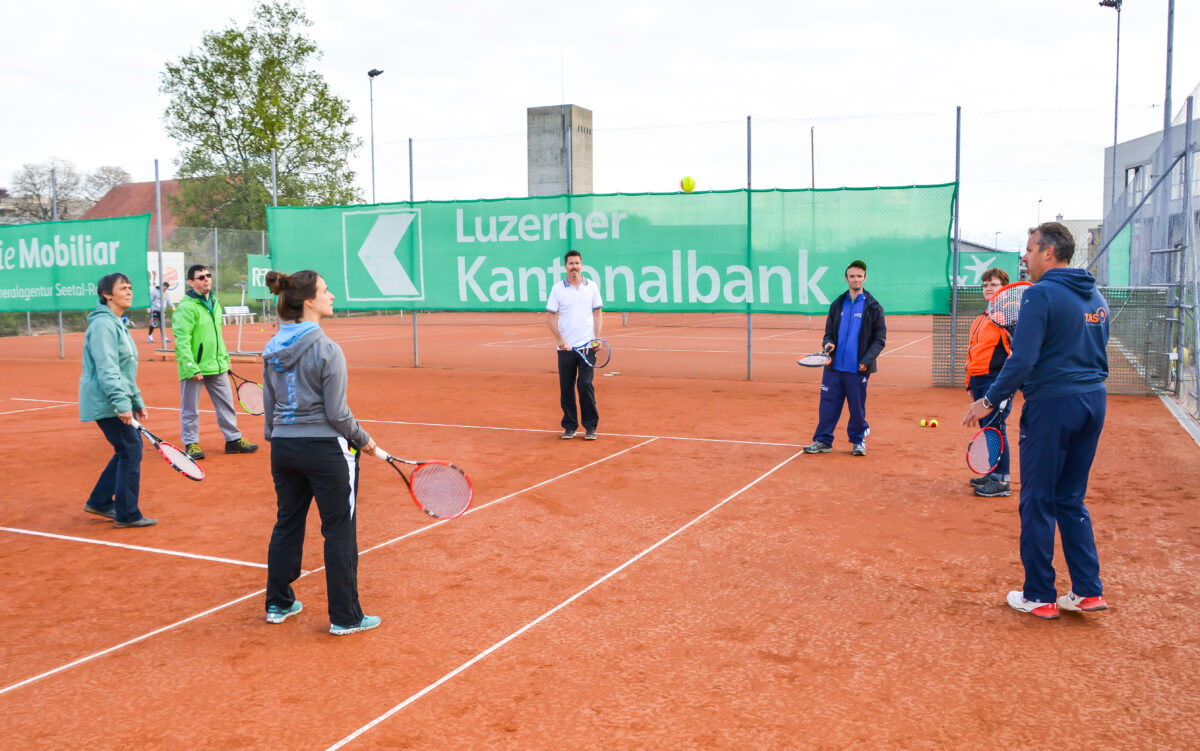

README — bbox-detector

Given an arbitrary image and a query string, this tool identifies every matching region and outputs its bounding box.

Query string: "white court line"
[11,398,75,404]
[356,418,802,449]
[326,447,806,750]
[0,589,265,698]
[0,438,661,697]
[0,527,273,571]
[0,403,72,416]
[880,334,931,356]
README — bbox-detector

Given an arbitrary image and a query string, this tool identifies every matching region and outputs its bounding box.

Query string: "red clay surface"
[1,319,1199,749]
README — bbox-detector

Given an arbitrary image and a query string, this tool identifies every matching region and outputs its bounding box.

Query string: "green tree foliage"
[160,0,360,231]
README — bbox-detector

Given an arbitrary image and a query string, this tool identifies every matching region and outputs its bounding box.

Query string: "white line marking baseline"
[326,448,806,750]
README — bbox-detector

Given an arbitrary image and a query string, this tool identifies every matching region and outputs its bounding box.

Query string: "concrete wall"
[527,104,593,196]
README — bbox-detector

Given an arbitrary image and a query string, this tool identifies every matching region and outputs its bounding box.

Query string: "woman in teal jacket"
[79,273,156,528]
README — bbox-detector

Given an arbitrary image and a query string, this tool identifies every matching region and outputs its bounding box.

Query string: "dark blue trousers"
[969,374,1012,476]
[557,349,598,432]
[1017,389,1105,603]
[88,417,145,524]
[813,368,870,446]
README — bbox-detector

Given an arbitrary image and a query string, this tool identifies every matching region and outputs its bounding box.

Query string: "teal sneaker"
[266,600,303,624]
[329,615,381,636]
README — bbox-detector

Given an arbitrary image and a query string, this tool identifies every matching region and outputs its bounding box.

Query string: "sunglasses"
[192,273,212,280]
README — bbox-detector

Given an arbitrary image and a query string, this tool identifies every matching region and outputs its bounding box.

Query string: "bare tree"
[9,158,84,221]
[83,166,133,202]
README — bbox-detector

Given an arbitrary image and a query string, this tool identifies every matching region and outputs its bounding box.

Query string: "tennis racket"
[796,352,832,367]
[228,369,264,415]
[965,399,1009,475]
[987,282,1032,331]
[130,418,205,481]
[375,449,474,519]
[573,338,611,369]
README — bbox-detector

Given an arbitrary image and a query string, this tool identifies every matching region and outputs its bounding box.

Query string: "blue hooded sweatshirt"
[984,267,1109,404]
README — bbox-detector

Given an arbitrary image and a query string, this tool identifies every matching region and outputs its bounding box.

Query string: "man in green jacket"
[172,264,257,459]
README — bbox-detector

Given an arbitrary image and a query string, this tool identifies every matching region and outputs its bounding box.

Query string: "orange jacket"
[965,313,1011,385]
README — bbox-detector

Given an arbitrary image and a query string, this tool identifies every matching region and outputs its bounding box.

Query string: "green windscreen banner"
[247,254,272,299]
[0,214,152,312]
[267,185,956,314]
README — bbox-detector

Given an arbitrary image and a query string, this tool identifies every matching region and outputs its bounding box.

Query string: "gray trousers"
[180,373,242,445]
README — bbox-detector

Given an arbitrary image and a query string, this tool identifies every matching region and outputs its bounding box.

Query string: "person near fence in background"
[966,268,1014,497]
[148,282,172,344]
[79,272,156,528]
[546,249,603,440]
[172,264,258,460]
[963,222,1109,620]
[803,260,887,456]
[261,269,380,635]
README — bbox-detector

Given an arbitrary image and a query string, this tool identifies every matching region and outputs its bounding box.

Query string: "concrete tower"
[527,105,593,196]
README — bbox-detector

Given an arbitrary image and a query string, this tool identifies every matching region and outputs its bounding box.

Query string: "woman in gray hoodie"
[260,269,380,636]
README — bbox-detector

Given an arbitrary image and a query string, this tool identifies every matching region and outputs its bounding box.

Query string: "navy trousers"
[1017,389,1106,603]
[557,349,598,432]
[88,417,145,524]
[267,437,364,628]
[969,374,1013,476]
[813,368,870,446]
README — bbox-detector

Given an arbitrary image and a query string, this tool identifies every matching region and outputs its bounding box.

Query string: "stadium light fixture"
[368,69,385,203]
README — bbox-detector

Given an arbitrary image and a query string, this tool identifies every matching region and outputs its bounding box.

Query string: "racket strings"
[967,428,1004,475]
[237,382,265,414]
[410,463,473,518]
[988,287,1026,328]
[158,442,205,480]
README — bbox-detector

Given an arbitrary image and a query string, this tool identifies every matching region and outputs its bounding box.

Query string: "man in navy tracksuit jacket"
[804,261,887,456]
[963,222,1110,620]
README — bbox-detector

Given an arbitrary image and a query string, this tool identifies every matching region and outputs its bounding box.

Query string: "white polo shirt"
[546,277,603,348]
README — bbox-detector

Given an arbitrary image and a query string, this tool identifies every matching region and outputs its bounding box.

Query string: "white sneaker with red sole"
[1006,590,1060,619]
[1058,591,1108,612]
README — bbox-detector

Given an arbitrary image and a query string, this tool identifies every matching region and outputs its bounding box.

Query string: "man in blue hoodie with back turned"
[963,222,1110,620]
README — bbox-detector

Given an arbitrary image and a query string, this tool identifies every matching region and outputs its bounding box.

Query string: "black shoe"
[584,429,597,440]
[186,443,206,460]
[225,437,259,454]
[113,517,158,528]
[969,474,997,488]
[83,503,116,519]
[974,479,1011,497]
[560,429,577,439]
[803,441,832,454]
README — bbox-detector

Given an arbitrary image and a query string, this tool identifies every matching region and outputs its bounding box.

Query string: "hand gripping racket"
[130,418,205,481]
[227,369,264,415]
[573,338,611,369]
[375,449,474,519]
[987,282,1032,331]
[966,399,1009,476]
[796,351,832,367]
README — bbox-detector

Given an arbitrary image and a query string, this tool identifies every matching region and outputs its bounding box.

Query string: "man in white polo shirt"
[546,249,604,440]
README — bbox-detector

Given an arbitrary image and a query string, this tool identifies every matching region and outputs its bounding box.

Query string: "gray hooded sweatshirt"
[261,323,371,447]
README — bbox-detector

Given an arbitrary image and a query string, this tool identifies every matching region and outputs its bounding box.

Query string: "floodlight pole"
[1100,0,1122,212]
[368,68,384,203]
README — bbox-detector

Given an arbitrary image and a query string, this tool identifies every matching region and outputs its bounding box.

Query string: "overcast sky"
[4,0,1198,249]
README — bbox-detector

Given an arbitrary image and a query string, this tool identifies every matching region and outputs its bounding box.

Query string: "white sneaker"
[1058,591,1108,612]
[1006,590,1059,619]
[147,335,154,343]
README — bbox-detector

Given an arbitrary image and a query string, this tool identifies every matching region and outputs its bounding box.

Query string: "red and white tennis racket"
[130,418,205,481]
[375,449,473,519]
[987,282,1032,331]
[965,399,1009,475]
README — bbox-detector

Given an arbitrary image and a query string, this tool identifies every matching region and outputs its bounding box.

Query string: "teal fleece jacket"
[79,305,145,421]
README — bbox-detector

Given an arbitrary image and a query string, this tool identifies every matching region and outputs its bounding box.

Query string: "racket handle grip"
[374,448,392,461]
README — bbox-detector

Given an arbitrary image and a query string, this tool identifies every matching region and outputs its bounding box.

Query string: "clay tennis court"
[2,316,1199,749]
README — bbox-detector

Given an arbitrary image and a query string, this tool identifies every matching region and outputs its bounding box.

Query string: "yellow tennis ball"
[681,176,696,193]
[929,419,939,428]
[920,419,927,427]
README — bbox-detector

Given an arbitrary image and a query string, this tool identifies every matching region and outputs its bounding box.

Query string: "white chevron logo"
[342,209,423,301]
